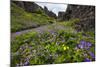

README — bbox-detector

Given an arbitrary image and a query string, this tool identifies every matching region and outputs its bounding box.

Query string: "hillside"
[11,1,56,32]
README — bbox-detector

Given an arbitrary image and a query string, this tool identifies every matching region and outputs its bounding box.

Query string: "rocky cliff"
[44,6,57,19]
[58,4,95,31]
[58,11,65,21]
[12,1,57,18]
[12,1,43,13]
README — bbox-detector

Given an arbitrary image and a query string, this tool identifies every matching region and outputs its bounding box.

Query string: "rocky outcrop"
[65,4,95,21]
[12,1,25,9]
[44,6,57,19]
[12,1,43,13]
[12,1,57,19]
[58,4,95,31]
[58,12,65,21]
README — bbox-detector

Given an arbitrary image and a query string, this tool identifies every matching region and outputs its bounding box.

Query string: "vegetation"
[11,2,95,67]
[11,3,55,32]
[11,19,95,66]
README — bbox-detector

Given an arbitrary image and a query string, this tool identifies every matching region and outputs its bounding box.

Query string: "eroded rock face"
[12,1,43,13]
[44,6,57,19]
[58,4,95,21]
[58,12,65,21]
[58,4,95,31]
[12,1,25,9]
[23,2,42,13]
[67,4,95,21]
[12,1,57,19]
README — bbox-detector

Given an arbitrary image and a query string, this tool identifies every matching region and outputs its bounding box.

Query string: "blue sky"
[36,2,68,16]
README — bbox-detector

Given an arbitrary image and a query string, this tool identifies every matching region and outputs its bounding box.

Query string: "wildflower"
[24,61,29,66]
[63,46,69,50]
[77,40,92,50]
[80,40,86,45]
[84,58,91,62]
[16,32,20,34]
[78,44,84,49]
[63,47,67,50]
[89,52,95,59]
[87,42,92,47]
[77,40,86,49]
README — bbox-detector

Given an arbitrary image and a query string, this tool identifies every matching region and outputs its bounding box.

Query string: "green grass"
[11,20,95,66]
[11,3,56,32]
[58,18,80,27]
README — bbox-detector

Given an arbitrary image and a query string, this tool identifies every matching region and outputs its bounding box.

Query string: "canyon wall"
[58,4,95,31]
[12,1,57,19]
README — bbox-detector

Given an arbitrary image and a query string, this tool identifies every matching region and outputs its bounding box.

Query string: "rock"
[12,1,25,9]
[12,1,43,13]
[58,4,95,31]
[12,1,57,19]
[23,2,43,13]
[44,6,57,19]
[58,11,65,21]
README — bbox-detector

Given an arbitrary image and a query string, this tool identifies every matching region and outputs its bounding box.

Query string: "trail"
[11,23,77,40]
[11,24,52,39]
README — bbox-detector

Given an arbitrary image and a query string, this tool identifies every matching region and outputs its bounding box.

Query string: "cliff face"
[44,6,57,19]
[58,4,95,21]
[13,1,43,13]
[12,1,57,18]
[58,12,65,21]
[58,4,95,31]
[66,4,95,20]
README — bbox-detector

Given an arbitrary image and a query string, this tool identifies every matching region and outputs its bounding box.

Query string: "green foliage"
[11,28,95,66]
[58,18,80,27]
[11,54,23,67]
[11,3,55,32]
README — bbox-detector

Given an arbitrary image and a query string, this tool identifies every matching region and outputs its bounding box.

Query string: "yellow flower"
[63,47,67,50]
[63,46,69,50]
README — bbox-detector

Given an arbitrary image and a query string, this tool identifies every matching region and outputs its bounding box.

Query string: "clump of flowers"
[75,40,95,62]
[77,40,92,50]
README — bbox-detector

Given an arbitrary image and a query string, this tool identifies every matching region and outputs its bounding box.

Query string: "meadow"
[11,2,95,67]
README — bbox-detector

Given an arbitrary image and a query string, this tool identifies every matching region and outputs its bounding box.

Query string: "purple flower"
[78,44,84,49]
[80,40,86,45]
[16,32,20,35]
[87,42,92,47]
[89,52,95,59]
[78,40,92,49]
[78,40,86,49]
[24,61,29,66]
[84,58,91,62]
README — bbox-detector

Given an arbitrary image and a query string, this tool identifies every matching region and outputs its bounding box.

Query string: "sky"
[36,2,68,16]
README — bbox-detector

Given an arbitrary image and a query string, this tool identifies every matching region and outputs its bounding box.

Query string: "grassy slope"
[11,3,55,32]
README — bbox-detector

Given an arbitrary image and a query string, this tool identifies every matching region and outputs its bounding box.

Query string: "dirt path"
[11,24,58,39]
[11,23,76,40]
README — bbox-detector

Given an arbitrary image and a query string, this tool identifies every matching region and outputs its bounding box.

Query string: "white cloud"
[36,2,67,16]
